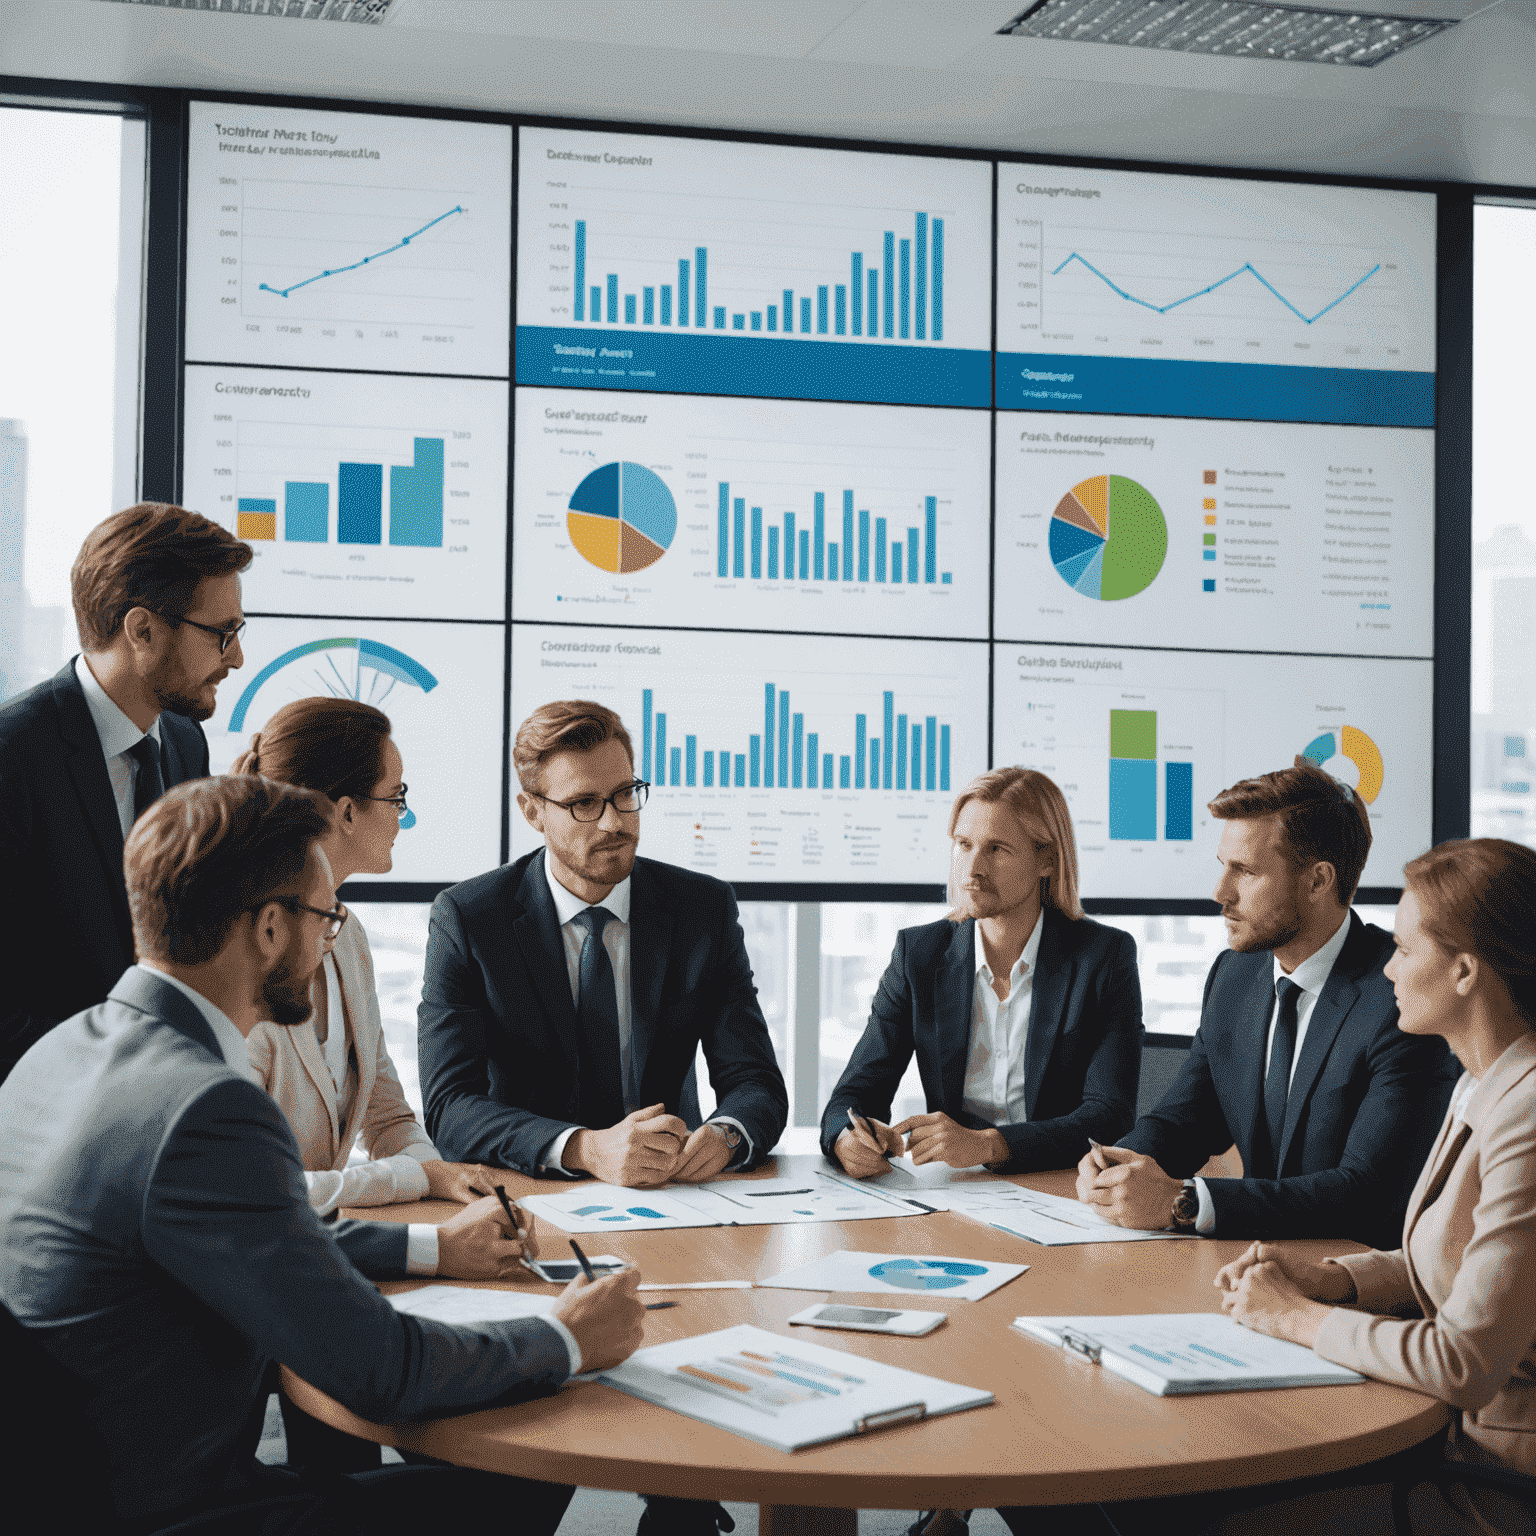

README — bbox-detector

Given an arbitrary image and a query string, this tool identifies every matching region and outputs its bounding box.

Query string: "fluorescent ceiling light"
[997,0,1456,65]
[95,0,398,21]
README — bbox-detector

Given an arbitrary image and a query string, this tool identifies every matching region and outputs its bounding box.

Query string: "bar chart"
[513,389,988,639]
[511,625,988,883]
[517,127,991,406]
[992,643,1432,896]
[184,366,507,620]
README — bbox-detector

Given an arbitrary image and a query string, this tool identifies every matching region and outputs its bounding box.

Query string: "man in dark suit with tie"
[1079,759,1454,1249]
[0,502,252,1080]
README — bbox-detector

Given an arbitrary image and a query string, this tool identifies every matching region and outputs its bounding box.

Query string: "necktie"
[127,734,167,824]
[572,906,625,1130]
[1262,977,1303,1172]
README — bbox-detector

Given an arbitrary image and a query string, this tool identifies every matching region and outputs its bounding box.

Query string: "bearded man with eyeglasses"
[0,502,252,1082]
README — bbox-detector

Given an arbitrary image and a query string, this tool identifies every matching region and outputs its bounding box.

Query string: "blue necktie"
[127,734,166,824]
[572,906,625,1130]
[1262,977,1303,1175]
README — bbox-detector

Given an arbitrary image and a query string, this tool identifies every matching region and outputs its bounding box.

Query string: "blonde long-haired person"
[820,766,1143,1181]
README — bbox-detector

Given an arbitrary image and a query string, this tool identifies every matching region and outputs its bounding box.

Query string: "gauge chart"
[1048,474,1167,600]
[1302,725,1384,803]
[566,461,677,573]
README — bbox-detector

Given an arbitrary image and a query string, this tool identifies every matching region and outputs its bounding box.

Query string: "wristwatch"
[1171,1180,1200,1231]
[707,1121,743,1156]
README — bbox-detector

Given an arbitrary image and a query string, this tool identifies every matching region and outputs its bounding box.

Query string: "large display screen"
[180,100,1441,896]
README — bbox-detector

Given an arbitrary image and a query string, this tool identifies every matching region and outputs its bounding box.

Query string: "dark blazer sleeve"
[418,890,579,1173]
[993,925,1142,1172]
[1201,1022,1453,1240]
[145,1076,571,1422]
[818,931,916,1160]
[695,884,788,1167]
[0,735,44,1070]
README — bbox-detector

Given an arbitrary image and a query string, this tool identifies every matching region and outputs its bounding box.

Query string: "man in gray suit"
[0,774,644,1534]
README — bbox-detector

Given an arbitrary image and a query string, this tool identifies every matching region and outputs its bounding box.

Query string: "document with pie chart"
[759,1250,1029,1302]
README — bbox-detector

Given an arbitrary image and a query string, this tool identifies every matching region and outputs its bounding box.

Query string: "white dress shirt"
[961,911,1045,1128]
[1192,910,1354,1233]
[74,654,163,839]
[537,853,751,1175]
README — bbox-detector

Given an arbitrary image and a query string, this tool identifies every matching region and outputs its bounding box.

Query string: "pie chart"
[1302,725,1384,804]
[567,461,677,574]
[1048,474,1167,601]
[867,1258,988,1292]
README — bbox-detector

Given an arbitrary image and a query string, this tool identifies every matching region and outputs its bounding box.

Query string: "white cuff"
[386,1153,431,1201]
[709,1117,753,1169]
[405,1224,439,1275]
[1193,1177,1216,1235]
[304,1169,346,1218]
[543,1315,583,1378]
[539,1126,583,1177]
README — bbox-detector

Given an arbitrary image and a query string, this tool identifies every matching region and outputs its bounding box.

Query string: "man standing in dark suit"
[821,767,1142,1178]
[0,774,643,1534]
[0,502,252,1080]
[1079,759,1453,1249]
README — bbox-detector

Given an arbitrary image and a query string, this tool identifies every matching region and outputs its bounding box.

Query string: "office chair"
[1391,1456,1536,1535]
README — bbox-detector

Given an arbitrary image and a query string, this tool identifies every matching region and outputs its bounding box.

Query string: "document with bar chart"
[996,166,1435,425]
[512,389,989,638]
[183,366,507,620]
[992,644,1431,896]
[184,102,511,376]
[510,626,987,883]
[205,618,503,884]
[517,127,991,406]
[993,411,1433,659]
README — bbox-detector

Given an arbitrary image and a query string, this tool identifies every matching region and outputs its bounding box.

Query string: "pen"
[643,1301,679,1311]
[493,1184,525,1237]
[569,1239,597,1282]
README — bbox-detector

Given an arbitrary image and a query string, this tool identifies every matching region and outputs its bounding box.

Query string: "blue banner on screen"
[996,353,1433,426]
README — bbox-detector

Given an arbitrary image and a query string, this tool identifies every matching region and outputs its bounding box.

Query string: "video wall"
[181,100,1438,897]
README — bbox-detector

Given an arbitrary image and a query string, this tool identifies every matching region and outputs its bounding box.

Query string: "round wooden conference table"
[283,1155,1447,1536]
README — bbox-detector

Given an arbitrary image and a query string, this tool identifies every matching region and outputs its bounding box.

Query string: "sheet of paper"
[598,1323,992,1453]
[1013,1314,1366,1394]
[387,1286,556,1324]
[520,1184,724,1233]
[692,1172,929,1223]
[943,1182,1194,1244]
[759,1249,1028,1303]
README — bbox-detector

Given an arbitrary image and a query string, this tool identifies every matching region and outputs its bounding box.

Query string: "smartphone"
[524,1256,626,1283]
[787,1303,946,1337]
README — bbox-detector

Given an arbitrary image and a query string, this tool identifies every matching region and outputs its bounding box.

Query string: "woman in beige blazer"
[234,698,507,1213]
[1208,836,1536,1536]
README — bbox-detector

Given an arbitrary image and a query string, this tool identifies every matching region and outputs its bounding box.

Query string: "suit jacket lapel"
[512,853,579,1075]
[627,861,669,1093]
[1277,969,1354,1169]
[937,920,975,1114]
[1023,910,1067,1120]
[292,976,342,1156]
[52,665,131,936]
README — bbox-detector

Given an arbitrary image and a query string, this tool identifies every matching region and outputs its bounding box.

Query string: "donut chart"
[567,461,677,574]
[1049,474,1167,601]
[867,1258,989,1292]
[1302,724,1384,804]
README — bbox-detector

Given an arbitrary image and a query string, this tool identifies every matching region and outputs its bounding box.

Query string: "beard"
[1224,902,1302,954]
[567,832,638,883]
[262,950,317,1027]
[147,655,223,722]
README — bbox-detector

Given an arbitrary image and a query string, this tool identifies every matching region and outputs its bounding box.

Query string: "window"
[0,105,145,703]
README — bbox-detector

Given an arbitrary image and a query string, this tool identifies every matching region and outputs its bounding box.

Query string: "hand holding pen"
[835,1106,904,1179]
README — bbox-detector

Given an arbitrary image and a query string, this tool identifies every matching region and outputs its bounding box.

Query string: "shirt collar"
[542,848,631,927]
[973,907,1046,985]
[75,653,160,761]
[134,961,256,1080]
[1274,908,1353,997]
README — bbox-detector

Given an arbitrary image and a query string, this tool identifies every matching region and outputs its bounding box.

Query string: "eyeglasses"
[162,614,247,656]
[529,780,649,823]
[249,896,349,943]
[357,785,409,820]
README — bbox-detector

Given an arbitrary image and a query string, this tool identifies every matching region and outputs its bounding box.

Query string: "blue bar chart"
[513,390,988,639]
[183,366,507,620]
[512,625,987,882]
[518,127,991,407]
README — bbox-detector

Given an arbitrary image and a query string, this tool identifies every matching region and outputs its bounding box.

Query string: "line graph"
[257,205,464,300]
[1050,252,1382,326]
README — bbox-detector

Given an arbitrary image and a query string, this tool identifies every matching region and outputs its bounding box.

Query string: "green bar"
[1110,708,1157,760]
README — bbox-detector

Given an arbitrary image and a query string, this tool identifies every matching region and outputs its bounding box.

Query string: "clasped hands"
[564,1103,736,1187]
[1214,1241,1357,1348]
[834,1110,1008,1178]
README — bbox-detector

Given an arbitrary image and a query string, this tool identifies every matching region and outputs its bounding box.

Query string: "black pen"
[644,1301,678,1311]
[569,1239,598,1282]
[493,1184,525,1237]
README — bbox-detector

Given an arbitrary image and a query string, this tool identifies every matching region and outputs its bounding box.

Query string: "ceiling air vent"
[95,0,399,21]
[997,0,1456,64]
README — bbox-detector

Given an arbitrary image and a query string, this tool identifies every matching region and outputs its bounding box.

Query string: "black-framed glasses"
[357,785,409,820]
[161,613,247,655]
[529,779,649,823]
[249,896,349,943]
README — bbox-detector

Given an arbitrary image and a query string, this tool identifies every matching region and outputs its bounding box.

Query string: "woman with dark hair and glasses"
[232,698,509,1218]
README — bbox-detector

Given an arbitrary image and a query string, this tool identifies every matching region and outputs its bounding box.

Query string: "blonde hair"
[945,767,1083,921]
